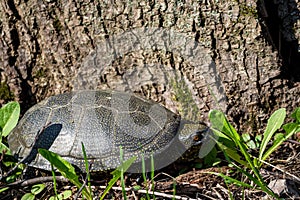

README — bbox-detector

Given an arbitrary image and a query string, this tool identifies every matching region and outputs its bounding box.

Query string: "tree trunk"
[1,0,299,133]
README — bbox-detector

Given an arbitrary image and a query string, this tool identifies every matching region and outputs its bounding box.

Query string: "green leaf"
[21,193,35,200]
[255,134,262,142]
[209,110,241,143]
[259,108,286,161]
[203,146,217,166]
[283,122,300,135]
[31,184,45,195]
[0,187,9,193]
[209,110,263,184]
[291,107,300,122]
[49,194,63,200]
[100,156,136,200]
[219,141,249,166]
[61,190,72,199]
[246,140,256,149]
[133,185,141,190]
[38,149,91,199]
[242,133,251,142]
[0,101,20,137]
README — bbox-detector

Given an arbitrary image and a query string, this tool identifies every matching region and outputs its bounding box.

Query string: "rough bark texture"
[0,0,299,133]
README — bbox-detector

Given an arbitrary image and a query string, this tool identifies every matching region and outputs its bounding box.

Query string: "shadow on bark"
[257,0,300,81]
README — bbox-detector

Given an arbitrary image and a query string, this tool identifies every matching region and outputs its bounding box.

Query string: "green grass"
[1,101,300,199]
[208,107,300,199]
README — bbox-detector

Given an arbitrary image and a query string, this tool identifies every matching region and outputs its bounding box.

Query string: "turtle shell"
[8,90,184,172]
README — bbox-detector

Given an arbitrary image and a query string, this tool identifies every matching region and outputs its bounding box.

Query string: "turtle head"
[178,121,208,149]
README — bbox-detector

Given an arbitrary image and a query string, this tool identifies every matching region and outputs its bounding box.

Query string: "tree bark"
[0,0,299,133]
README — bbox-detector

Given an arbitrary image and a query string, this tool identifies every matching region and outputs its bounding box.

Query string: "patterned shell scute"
[8,90,181,171]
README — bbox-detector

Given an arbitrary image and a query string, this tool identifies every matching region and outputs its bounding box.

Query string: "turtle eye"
[193,135,200,141]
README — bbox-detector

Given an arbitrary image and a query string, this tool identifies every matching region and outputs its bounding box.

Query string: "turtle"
[8,90,207,172]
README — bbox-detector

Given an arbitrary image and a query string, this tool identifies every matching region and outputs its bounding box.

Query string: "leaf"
[0,187,9,193]
[283,122,300,135]
[219,141,249,167]
[31,184,45,195]
[209,110,241,143]
[291,107,300,122]
[49,194,63,200]
[259,108,286,161]
[246,140,256,149]
[0,102,20,138]
[209,110,263,184]
[242,133,251,142]
[203,146,217,166]
[21,193,35,200]
[38,149,91,199]
[61,190,72,199]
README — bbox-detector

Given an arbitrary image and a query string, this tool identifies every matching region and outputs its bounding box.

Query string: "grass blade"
[119,147,127,200]
[81,142,92,195]
[206,171,254,188]
[141,153,150,199]
[51,165,58,198]
[100,155,136,200]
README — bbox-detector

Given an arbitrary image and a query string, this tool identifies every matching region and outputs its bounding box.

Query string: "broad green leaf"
[210,111,263,183]
[31,183,45,195]
[0,101,20,137]
[209,126,235,148]
[212,130,249,167]
[220,142,249,167]
[262,124,300,163]
[38,149,91,199]
[38,149,77,176]
[21,193,35,200]
[261,133,285,162]
[255,135,262,142]
[209,110,241,143]
[100,156,136,200]
[203,146,217,166]
[61,190,72,199]
[49,194,63,200]
[246,140,256,149]
[283,122,300,135]
[242,133,251,142]
[259,108,286,161]
[291,107,300,122]
[133,185,141,190]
